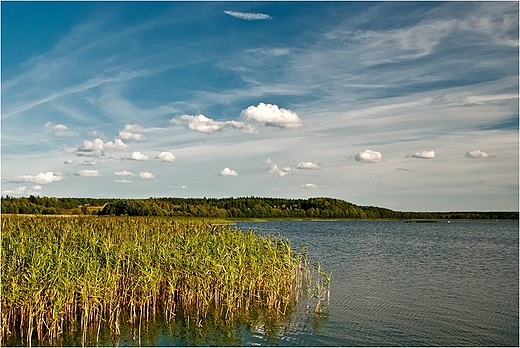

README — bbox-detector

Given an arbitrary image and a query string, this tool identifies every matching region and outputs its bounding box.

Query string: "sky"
[1,1,518,212]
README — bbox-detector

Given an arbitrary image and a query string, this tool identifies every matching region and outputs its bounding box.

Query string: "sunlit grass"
[1,215,326,346]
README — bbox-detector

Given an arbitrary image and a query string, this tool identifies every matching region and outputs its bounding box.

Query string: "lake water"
[232,220,519,347]
[16,220,517,346]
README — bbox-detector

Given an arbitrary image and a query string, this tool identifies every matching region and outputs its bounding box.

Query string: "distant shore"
[2,196,518,220]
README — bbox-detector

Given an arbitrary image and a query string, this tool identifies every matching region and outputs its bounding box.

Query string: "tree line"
[1,195,517,220]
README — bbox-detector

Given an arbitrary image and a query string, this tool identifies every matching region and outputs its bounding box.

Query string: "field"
[1,215,327,346]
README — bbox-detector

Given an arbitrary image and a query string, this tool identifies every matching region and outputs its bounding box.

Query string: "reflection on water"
[7,302,329,346]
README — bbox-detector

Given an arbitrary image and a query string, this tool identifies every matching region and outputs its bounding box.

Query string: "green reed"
[1,215,320,346]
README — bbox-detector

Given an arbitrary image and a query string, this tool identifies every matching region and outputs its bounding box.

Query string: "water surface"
[235,220,519,346]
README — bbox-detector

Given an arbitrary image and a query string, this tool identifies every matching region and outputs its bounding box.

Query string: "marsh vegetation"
[1,215,330,346]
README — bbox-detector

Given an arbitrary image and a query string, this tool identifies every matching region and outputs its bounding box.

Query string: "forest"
[1,195,517,220]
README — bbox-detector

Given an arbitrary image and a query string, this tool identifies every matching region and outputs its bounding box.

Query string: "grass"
[1,215,326,346]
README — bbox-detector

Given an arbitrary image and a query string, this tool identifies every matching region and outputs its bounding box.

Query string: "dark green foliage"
[1,195,518,219]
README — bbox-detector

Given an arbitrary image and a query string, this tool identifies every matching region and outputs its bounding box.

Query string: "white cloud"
[240,103,303,129]
[266,158,293,176]
[172,115,220,133]
[119,124,146,140]
[76,138,104,157]
[114,170,135,176]
[116,179,132,183]
[301,183,319,189]
[355,149,383,163]
[297,161,321,170]
[139,171,155,179]
[64,159,96,166]
[156,151,176,162]
[224,10,272,21]
[2,185,43,195]
[45,122,79,136]
[127,152,149,161]
[12,172,63,184]
[407,150,438,159]
[465,149,493,158]
[77,169,100,177]
[219,167,238,177]
[171,114,258,134]
[3,186,27,194]
[104,138,129,151]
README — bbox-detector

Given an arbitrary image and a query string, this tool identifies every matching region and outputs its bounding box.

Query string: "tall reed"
[1,216,315,346]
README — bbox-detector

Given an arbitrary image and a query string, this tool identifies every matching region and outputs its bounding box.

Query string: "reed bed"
[1,215,320,346]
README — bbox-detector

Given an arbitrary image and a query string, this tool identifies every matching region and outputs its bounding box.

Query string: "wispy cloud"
[224,10,272,21]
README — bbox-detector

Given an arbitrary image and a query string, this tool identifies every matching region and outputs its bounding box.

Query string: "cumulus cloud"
[45,122,78,136]
[114,170,135,176]
[104,138,128,151]
[266,158,293,176]
[139,172,155,179]
[297,161,321,170]
[116,179,133,183]
[119,124,146,140]
[407,150,437,159]
[465,149,493,158]
[74,138,128,157]
[12,172,63,184]
[156,151,175,162]
[240,103,303,129]
[171,114,257,134]
[77,169,100,177]
[3,186,27,194]
[3,185,43,195]
[224,10,272,20]
[76,138,104,157]
[127,152,149,161]
[355,149,383,163]
[219,167,238,177]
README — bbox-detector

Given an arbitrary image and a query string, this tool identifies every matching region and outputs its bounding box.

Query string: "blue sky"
[1,1,518,212]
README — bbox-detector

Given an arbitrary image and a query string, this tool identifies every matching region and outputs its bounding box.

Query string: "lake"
[20,219,517,346]
[232,220,519,347]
